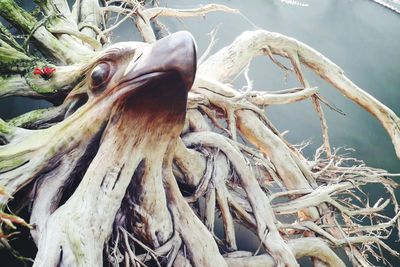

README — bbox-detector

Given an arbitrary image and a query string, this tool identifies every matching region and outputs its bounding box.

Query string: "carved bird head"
[85,31,197,105]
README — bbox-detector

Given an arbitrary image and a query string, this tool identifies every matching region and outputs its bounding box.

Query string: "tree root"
[0,1,399,267]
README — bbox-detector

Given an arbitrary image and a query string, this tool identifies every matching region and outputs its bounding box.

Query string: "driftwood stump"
[0,1,399,266]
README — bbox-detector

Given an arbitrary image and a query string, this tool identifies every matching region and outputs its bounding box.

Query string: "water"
[1,0,399,265]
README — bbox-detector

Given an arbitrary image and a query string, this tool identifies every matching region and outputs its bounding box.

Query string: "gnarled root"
[0,2,399,267]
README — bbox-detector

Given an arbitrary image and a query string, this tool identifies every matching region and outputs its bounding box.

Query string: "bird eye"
[90,62,111,90]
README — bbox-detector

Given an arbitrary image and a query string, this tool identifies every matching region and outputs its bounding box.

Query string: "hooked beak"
[122,31,197,93]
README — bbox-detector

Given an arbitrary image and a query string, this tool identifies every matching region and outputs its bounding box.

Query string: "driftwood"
[0,1,399,266]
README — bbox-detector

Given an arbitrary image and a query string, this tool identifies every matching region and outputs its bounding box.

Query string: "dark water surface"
[0,0,399,266]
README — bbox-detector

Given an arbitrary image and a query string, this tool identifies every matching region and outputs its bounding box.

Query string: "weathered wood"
[0,2,399,267]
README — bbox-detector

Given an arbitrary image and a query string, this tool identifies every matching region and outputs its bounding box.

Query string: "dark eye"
[90,63,111,89]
